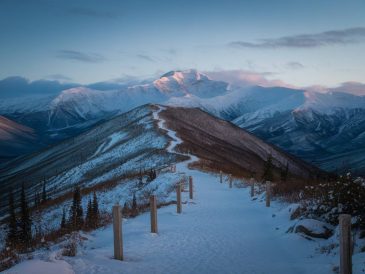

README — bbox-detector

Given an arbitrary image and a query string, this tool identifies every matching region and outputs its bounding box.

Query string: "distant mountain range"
[0,69,364,175]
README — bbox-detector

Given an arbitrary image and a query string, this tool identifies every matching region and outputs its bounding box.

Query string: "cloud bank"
[56,50,106,63]
[229,27,365,49]
[0,77,77,98]
[204,69,296,89]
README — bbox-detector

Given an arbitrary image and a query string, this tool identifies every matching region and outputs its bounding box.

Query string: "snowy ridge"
[153,105,199,172]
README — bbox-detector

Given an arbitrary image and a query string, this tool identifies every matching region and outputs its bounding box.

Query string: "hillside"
[160,106,323,180]
[0,104,187,217]
[0,104,322,218]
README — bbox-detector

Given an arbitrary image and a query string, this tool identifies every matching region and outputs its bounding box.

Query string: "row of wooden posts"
[112,175,193,261]
[220,170,352,274]
[114,169,352,274]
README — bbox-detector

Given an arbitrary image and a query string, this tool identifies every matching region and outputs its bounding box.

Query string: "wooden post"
[150,195,158,233]
[176,183,182,214]
[250,178,254,197]
[112,204,123,260]
[265,181,271,207]
[339,214,352,274]
[220,170,223,183]
[189,176,193,199]
[229,174,233,188]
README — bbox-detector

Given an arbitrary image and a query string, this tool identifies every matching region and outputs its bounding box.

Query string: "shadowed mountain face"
[160,106,323,180]
[0,116,44,163]
[0,104,321,217]
[0,70,364,174]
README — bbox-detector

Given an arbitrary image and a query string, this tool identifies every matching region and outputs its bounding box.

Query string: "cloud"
[328,82,365,96]
[204,69,296,89]
[67,7,118,19]
[56,50,106,63]
[136,54,155,62]
[161,48,178,56]
[45,74,73,82]
[0,76,78,98]
[229,27,365,49]
[87,75,144,90]
[286,62,304,70]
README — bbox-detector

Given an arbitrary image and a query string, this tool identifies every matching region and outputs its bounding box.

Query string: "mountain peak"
[159,69,209,82]
[154,69,227,98]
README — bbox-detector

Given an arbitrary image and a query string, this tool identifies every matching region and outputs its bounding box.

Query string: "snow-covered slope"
[0,104,188,217]
[229,91,365,175]
[0,104,321,218]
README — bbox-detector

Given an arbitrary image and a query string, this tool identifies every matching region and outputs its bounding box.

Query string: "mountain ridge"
[0,69,364,174]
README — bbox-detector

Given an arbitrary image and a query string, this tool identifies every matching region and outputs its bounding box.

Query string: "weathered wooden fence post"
[220,170,223,183]
[265,181,271,207]
[176,183,182,214]
[113,204,123,260]
[250,178,254,197]
[339,214,352,274]
[150,195,158,233]
[189,176,193,199]
[229,174,233,188]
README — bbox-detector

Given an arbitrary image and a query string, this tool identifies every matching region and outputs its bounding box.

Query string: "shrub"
[62,233,79,257]
[301,174,365,226]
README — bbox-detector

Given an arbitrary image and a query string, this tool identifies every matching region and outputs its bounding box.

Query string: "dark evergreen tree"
[280,163,289,182]
[19,184,32,249]
[122,201,130,217]
[69,186,83,230]
[138,169,143,187]
[85,198,93,228]
[41,181,47,203]
[34,191,39,208]
[131,194,139,217]
[147,169,157,182]
[92,192,99,228]
[6,189,18,248]
[262,154,274,182]
[61,208,67,230]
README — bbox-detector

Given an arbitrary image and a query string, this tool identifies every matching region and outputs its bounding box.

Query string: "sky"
[1,0,365,92]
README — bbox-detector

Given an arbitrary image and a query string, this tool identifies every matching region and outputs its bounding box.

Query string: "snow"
[6,105,365,274]
[91,131,128,157]
[7,168,342,273]
[5,259,74,274]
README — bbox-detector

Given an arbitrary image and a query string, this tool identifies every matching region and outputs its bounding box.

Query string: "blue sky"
[1,0,365,88]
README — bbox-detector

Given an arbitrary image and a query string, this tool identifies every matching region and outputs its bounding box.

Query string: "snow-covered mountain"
[0,69,364,174]
[0,70,227,129]
[216,90,365,175]
[165,83,365,174]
